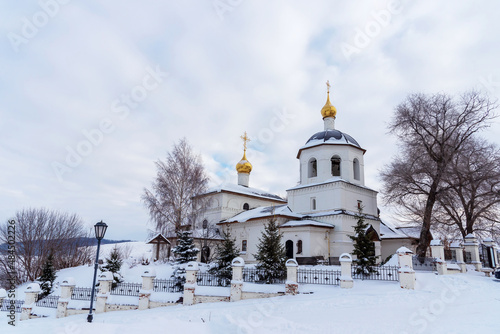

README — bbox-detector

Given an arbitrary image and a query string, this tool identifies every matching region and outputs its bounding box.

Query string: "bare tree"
[434,138,500,238]
[0,208,91,285]
[142,138,209,234]
[381,91,497,257]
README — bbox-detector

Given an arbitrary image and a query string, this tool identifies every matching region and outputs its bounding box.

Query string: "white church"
[197,84,411,264]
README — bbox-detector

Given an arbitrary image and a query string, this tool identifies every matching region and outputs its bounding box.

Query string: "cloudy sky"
[1,0,499,241]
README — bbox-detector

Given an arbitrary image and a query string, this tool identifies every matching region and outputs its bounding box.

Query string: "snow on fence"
[0,299,23,313]
[296,269,341,285]
[71,287,95,301]
[110,282,142,296]
[242,268,286,284]
[153,278,181,292]
[36,295,59,308]
[351,265,399,281]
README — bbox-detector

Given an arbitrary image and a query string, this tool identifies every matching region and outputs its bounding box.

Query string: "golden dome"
[321,92,337,119]
[236,151,252,174]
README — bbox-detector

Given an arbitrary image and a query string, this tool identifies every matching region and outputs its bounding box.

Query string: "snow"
[430,240,442,246]
[396,247,413,254]
[4,272,500,333]
[382,254,399,266]
[223,205,301,223]
[280,219,334,228]
[205,183,286,202]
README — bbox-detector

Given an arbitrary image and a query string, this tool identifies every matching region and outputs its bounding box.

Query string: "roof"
[379,221,410,240]
[395,226,433,240]
[145,233,171,244]
[297,129,365,158]
[202,183,286,202]
[287,178,378,193]
[222,205,302,223]
[280,219,334,228]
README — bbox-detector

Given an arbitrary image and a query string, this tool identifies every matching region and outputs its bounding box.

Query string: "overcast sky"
[1,1,499,241]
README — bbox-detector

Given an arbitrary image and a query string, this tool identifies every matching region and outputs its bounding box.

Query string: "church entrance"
[285,240,294,259]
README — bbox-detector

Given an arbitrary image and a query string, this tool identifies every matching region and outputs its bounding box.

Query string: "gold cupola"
[321,80,337,119]
[236,132,252,174]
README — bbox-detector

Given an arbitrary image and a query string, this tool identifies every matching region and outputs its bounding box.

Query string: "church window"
[202,219,208,229]
[241,240,247,252]
[297,240,303,254]
[308,158,317,178]
[243,203,250,210]
[311,198,316,210]
[331,156,341,176]
[353,158,360,180]
[357,200,363,210]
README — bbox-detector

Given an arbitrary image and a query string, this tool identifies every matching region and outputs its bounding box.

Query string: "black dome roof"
[305,129,360,147]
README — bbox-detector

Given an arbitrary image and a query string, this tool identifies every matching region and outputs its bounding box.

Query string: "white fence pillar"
[450,242,466,273]
[430,240,445,261]
[57,277,75,318]
[435,258,448,275]
[230,257,244,302]
[139,268,156,310]
[483,238,498,268]
[20,283,40,321]
[285,259,299,295]
[464,234,482,271]
[96,272,113,313]
[397,247,415,290]
[183,262,198,306]
[339,253,353,289]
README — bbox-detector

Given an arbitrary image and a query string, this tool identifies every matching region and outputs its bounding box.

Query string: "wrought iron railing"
[111,282,142,296]
[242,268,285,284]
[71,287,96,301]
[412,256,437,271]
[0,299,24,313]
[153,279,181,292]
[297,269,341,285]
[196,273,230,287]
[352,265,399,281]
[36,295,59,308]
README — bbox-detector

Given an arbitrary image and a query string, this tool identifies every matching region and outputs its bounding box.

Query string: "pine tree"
[101,245,123,288]
[209,230,240,285]
[171,231,199,291]
[349,208,378,277]
[38,252,57,298]
[254,218,286,284]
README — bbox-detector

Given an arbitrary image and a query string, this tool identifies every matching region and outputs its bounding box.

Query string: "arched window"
[243,203,250,211]
[285,240,294,259]
[311,198,316,210]
[331,156,341,176]
[202,219,208,229]
[353,158,360,180]
[308,158,317,178]
[297,240,303,254]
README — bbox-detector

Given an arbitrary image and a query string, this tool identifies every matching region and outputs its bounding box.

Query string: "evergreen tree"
[254,218,286,284]
[171,231,199,291]
[349,208,378,276]
[209,230,240,285]
[101,245,123,288]
[38,251,57,298]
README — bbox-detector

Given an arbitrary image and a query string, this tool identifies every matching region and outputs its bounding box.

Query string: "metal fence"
[153,279,180,292]
[297,269,341,285]
[196,273,230,287]
[36,295,59,308]
[71,287,95,301]
[242,268,285,284]
[0,299,23,313]
[352,265,399,281]
[111,282,142,296]
[412,256,437,271]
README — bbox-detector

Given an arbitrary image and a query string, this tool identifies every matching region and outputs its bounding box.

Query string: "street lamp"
[87,221,108,323]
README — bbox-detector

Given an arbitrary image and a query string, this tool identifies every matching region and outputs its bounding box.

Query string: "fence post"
[285,259,299,295]
[450,242,466,273]
[183,262,198,306]
[483,238,499,268]
[230,257,244,302]
[139,268,155,310]
[430,240,445,261]
[435,258,448,275]
[56,277,75,318]
[96,272,113,313]
[20,283,40,321]
[463,234,482,271]
[397,247,415,290]
[339,253,353,289]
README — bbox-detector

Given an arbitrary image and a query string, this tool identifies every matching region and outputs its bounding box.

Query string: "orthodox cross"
[326,80,331,94]
[241,131,251,151]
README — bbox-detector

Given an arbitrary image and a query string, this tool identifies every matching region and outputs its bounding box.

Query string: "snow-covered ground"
[2,242,499,333]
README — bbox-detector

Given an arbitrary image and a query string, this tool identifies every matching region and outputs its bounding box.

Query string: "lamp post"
[87,221,108,323]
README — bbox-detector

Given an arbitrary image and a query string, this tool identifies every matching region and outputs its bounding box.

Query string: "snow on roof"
[145,233,171,244]
[280,219,334,228]
[379,221,410,239]
[204,183,286,202]
[395,226,427,239]
[223,205,302,223]
[307,209,379,221]
[287,178,377,193]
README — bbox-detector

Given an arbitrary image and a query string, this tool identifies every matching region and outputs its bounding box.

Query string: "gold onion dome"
[236,151,252,174]
[321,80,337,119]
